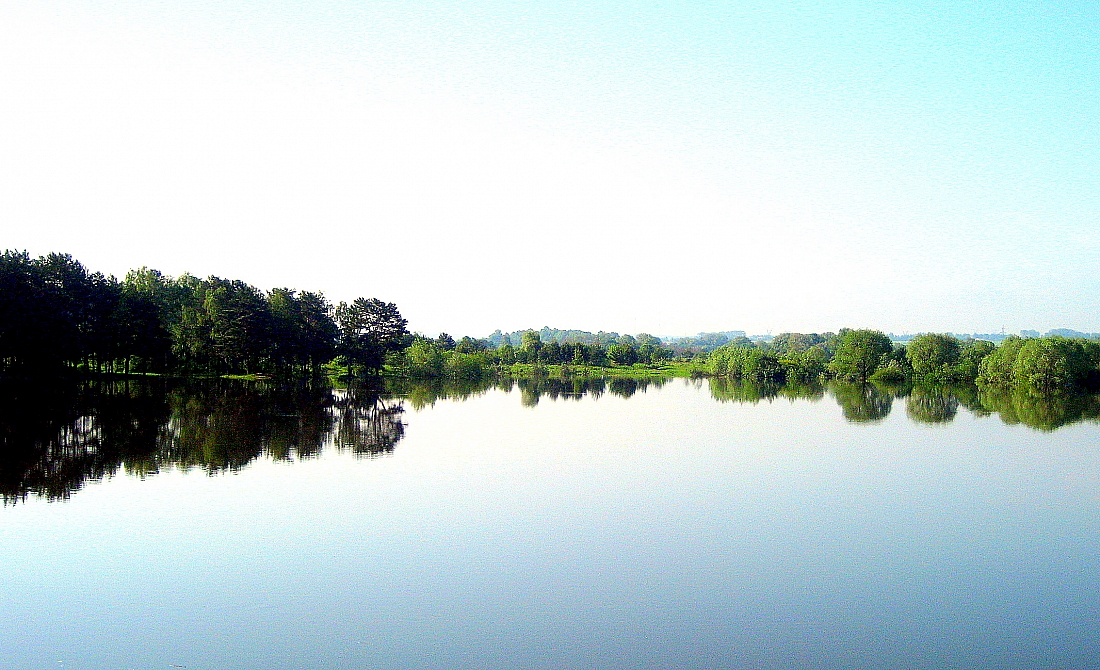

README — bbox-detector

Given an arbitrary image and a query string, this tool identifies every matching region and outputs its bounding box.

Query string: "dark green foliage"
[204,279,271,373]
[957,339,995,380]
[979,385,1100,431]
[268,289,338,373]
[0,377,403,501]
[870,362,908,384]
[1,251,126,373]
[903,334,994,384]
[455,336,488,354]
[2,250,345,377]
[768,332,827,356]
[779,343,831,380]
[435,333,457,351]
[336,298,409,373]
[496,342,517,365]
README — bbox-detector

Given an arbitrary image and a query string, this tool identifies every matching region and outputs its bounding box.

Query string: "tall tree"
[203,278,271,373]
[336,298,408,373]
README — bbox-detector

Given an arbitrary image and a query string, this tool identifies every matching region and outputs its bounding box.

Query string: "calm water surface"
[1,378,1098,669]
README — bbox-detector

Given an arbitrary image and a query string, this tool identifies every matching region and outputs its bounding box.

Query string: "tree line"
[704,329,1100,392]
[4,251,1099,393]
[1,251,407,377]
[394,330,675,380]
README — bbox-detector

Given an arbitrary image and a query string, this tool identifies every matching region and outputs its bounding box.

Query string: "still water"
[2,377,1098,668]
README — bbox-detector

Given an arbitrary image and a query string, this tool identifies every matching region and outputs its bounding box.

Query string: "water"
[2,377,1098,668]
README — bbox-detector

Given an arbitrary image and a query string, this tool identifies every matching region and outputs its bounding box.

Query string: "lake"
[2,377,1099,668]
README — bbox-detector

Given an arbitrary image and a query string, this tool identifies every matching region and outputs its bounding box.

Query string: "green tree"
[203,278,271,373]
[831,381,894,423]
[956,339,995,380]
[435,333,456,351]
[520,331,542,354]
[496,342,516,365]
[828,329,893,382]
[402,337,445,378]
[455,336,487,354]
[976,336,1026,387]
[906,333,961,378]
[297,291,339,373]
[607,342,639,366]
[1012,337,1093,390]
[336,298,409,373]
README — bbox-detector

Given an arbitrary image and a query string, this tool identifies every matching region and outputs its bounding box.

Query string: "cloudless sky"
[2,1,1098,336]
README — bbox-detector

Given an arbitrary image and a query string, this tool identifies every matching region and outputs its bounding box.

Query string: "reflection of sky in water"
[2,381,1099,668]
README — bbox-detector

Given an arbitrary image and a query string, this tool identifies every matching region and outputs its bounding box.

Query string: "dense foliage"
[1,251,405,377]
[703,329,1100,393]
[977,336,1100,391]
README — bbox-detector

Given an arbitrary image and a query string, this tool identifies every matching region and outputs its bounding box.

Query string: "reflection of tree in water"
[516,378,610,406]
[830,381,894,423]
[709,378,780,403]
[608,378,638,399]
[0,378,171,501]
[333,384,405,458]
[388,377,497,410]
[0,378,410,502]
[906,386,959,425]
[979,386,1100,432]
[946,383,989,418]
[394,375,671,408]
[155,381,337,473]
[708,378,826,404]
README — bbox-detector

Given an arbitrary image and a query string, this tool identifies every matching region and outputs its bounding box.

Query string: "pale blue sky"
[1,1,1097,335]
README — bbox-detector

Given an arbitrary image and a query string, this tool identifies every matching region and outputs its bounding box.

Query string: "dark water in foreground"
[1,377,1098,669]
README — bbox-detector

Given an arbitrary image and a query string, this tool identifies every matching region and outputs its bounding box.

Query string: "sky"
[1,1,1098,337]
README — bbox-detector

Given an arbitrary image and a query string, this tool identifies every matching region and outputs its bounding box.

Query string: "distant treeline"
[485,328,751,354]
[396,330,674,380]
